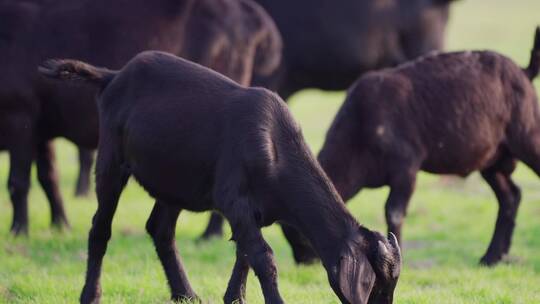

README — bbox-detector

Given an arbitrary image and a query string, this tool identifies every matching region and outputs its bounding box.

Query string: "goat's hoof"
[171,294,200,303]
[75,191,90,198]
[75,188,90,197]
[293,249,319,265]
[80,295,100,304]
[10,222,29,236]
[51,218,71,231]
[479,254,502,266]
[224,297,245,304]
[224,291,245,304]
[80,286,101,304]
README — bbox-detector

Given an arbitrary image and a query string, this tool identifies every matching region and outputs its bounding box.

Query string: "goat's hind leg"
[199,212,225,240]
[146,201,198,302]
[80,147,128,304]
[7,116,34,235]
[480,156,520,266]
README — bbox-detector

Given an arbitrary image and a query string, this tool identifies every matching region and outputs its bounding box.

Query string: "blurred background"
[1,0,539,303]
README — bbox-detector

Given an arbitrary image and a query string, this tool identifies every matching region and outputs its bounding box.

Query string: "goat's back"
[342,51,539,175]
[99,51,282,208]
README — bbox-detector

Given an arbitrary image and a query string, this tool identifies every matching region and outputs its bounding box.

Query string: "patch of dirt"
[0,285,15,302]
[4,243,29,257]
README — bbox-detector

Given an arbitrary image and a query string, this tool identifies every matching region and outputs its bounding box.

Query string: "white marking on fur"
[376,125,385,136]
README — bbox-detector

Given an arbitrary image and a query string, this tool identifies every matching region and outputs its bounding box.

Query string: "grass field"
[1,1,540,303]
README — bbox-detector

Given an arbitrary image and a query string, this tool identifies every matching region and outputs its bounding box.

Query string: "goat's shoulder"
[348,68,413,110]
[232,87,286,123]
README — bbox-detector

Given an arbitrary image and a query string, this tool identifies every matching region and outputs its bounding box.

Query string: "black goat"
[316,27,540,266]
[251,0,458,98]
[39,51,401,304]
[0,0,281,234]
[200,0,459,257]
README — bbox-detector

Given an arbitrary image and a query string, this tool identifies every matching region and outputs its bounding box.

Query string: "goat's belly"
[128,153,216,211]
[421,145,500,176]
[132,171,215,211]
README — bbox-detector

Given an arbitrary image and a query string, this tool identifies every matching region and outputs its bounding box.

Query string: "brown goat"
[314,27,540,266]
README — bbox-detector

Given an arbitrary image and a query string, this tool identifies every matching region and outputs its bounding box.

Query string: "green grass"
[2,0,540,303]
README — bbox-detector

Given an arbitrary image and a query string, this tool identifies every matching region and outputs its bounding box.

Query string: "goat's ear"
[338,253,376,304]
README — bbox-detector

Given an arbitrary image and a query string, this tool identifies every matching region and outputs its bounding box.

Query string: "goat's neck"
[299,202,359,266]
[277,168,360,265]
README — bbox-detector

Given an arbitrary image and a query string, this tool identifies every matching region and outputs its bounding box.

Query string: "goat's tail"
[38,59,117,88]
[525,26,540,81]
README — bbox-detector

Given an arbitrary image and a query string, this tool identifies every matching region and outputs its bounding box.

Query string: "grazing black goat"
[200,0,459,257]
[39,51,401,304]
[315,27,540,266]
[0,0,281,235]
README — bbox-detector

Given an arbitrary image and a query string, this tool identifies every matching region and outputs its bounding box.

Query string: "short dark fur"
[0,0,281,234]
[251,0,457,98]
[200,0,459,252]
[39,51,402,304]
[316,27,540,266]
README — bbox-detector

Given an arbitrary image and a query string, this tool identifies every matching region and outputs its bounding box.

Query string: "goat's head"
[328,230,401,304]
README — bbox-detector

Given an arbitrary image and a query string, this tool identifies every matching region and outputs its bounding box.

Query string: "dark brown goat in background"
[316,27,540,266]
[39,51,402,304]
[0,0,281,235]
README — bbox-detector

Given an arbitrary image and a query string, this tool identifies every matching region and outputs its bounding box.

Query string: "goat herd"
[2,0,539,303]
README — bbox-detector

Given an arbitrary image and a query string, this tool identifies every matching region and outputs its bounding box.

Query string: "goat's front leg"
[385,167,418,244]
[222,201,284,304]
[480,160,520,266]
[80,149,128,304]
[146,201,198,302]
[224,249,249,304]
